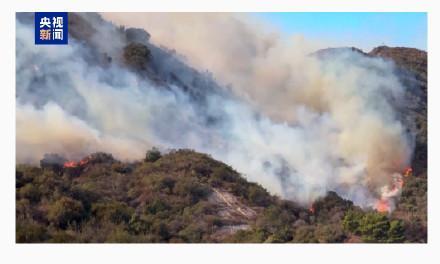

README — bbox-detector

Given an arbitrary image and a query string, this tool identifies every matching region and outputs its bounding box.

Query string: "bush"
[226,229,268,243]
[256,205,296,233]
[145,147,162,162]
[358,212,390,242]
[145,198,171,215]
[292,226,318,243]
[178,223,204,243]
[314,224,346,243]
[128,214,152,235]
[111,162,132,174]
[16,221,49,243]
[48,231,77,243]
[47,196,85,228]
[342,210,364,235]
[106,227,137,243]
[123,42,151,70]
[18,183,41,203]
[155,177,175,193]
[247,184,271,206]
[387,220,405,243]
[210,166,235,182]
[92,202,134,224]
[342,210,404,243]
[174,178,210,204]
[266,226,294,243]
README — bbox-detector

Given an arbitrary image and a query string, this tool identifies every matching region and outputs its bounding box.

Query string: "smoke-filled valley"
[16,13,427,243]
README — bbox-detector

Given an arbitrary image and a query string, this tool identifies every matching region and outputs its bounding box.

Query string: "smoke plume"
[16,13,413,209]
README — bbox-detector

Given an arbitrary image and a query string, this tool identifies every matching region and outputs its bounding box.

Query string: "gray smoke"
[16,13,413,208]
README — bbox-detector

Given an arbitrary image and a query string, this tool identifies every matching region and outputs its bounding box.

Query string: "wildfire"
[309,205,315,214]
[374,166,412,213]
[63,161,78,168]
[63,157,90,168]
[376,199,390,213]
[404,167,413,177]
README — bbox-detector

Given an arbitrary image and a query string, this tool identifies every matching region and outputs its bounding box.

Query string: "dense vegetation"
[16,149,426,243]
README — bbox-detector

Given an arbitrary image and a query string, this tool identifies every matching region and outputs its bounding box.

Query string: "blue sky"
[255,13,427,51]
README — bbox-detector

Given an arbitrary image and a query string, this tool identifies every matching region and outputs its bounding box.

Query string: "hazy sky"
[256,12,427,51]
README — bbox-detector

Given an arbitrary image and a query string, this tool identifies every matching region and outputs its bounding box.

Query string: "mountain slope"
[16,149,423,243]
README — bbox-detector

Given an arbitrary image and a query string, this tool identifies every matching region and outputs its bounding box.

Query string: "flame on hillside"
[63,157,90,168]
[375,167,413,213]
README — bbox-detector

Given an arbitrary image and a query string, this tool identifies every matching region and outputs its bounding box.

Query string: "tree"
[123,42,151,70]
[387,220,405,243]
[358,212,390,243]
[342,210,364,235]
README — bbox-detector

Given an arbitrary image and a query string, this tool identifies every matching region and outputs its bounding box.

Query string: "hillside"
[16,149,425,243]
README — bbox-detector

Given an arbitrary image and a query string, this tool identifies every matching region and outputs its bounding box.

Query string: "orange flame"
[374,166,412,213]
[63,161,78,168]
[375,199,390,213]
[63,157,90,168]
[309,205,315,214]
[404,167,413,177]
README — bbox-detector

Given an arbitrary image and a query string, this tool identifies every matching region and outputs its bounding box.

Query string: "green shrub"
[314,224,346,243]
[387,220,405,243]
[145,198,171,215]
[226,229,268,243]
[174,178,210,204]
[358,212,390,242]
[16,221,49,243]
[178,223,204,243]
[92,202,134,224]
[247,184,271,206]
[128,214,152,235]
[210,166,235,182]
[47,196,85,228]
[48,231,77,243]
[342,210,364,234]
[18,183,41,203]
[106,227,137,243]
[292,225,318,243]
[145,147,162,162]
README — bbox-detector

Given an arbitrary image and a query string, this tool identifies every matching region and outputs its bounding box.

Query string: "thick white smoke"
[16,13,413,208]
